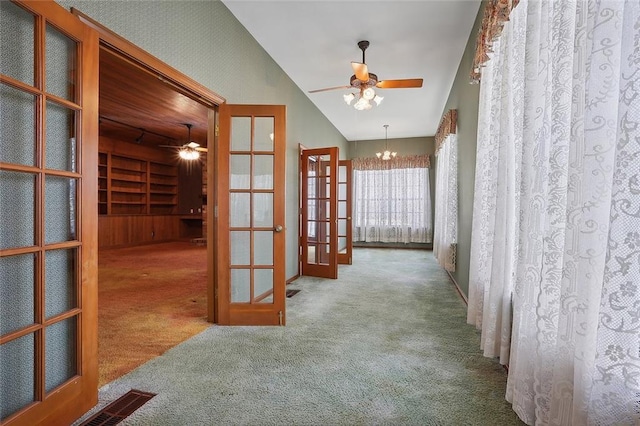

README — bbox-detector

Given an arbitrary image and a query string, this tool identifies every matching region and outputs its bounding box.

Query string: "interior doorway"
[97,46,211,386]
[71,9,222,385]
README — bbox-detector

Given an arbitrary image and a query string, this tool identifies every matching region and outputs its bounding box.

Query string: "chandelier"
[343,87,383,111]
[376,124,397,160]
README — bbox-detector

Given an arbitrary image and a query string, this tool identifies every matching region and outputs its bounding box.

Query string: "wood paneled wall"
[98,215,181,248]
[98,136,197,248]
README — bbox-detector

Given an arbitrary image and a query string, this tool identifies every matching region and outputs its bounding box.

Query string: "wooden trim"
[1,2,100,425]
[0,74,42,95]
[446,270,468,305]
[286,274,299,285]
[297,144,307,279]
[71,8,225,108]
[207,109,217,323]
[44,241,82,251]
[0,246,39,257]
[216,104,287,325]
[45,93,81,111]
[0,323,41,345]
[300,147,339,279]
[78,16,101,415]
[253,288,274,303]
[337,160,352,265]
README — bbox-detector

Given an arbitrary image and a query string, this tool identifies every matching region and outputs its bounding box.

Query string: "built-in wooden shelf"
[98,150,178,215]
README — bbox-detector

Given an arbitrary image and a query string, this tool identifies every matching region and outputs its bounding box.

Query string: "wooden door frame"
[300,147,339,279]
[71,9,225,324]
[337,160,353,265]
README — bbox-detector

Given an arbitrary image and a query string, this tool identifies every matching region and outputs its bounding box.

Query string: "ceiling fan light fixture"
[362,87,375,100]
[179,147,200,160]
[309,40,422,113]
[343,93,355,105]
[354,97,372,111]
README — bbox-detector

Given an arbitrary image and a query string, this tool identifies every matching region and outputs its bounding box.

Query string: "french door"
[337,160,353,265]
[0,1,99,425]
[215,104,286,325]
[301,147,339,279]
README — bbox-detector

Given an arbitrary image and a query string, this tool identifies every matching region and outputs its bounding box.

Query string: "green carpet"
[74,248,525,425]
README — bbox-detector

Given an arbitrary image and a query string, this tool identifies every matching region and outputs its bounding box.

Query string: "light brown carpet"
[98,241,209,386]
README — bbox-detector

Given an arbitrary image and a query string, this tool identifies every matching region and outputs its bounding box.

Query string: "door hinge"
[215,124,219,137]
[278,310,283,326]
[214,205,218,218]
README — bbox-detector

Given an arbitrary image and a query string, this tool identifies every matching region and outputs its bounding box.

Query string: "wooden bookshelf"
[98,152,108,215]
[98,147,178,216]
[201,153,207,239]
[149,161,178,214]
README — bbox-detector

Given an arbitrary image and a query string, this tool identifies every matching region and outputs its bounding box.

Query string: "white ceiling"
[221,0,480,142]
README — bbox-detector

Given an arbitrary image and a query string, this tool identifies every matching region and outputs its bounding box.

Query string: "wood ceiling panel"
[99,48,209,149]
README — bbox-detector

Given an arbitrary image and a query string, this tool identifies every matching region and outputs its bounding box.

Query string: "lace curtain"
[352,155,432,244]
[433,117,458,272]
[467,0,640,424]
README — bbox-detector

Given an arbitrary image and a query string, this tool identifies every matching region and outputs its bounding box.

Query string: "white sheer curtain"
[433,133,458,272]
[467,0,640,425]
[352,155,432,244]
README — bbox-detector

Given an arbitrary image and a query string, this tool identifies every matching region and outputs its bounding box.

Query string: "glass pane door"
[216,104,286,325]
[337,160,352,265]
[0,1,99,425]
[301,147,338,279]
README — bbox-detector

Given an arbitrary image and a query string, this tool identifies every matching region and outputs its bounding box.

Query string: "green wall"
[438,3,484,297]
[57,0,348,280]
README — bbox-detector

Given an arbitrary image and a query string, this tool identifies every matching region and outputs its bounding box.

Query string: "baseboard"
[286,274,300,285]
[353,242,432,250]
[446,270,468,305]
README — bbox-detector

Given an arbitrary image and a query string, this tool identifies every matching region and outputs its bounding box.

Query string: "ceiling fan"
[159,124,207,159]
[308,40,423,109]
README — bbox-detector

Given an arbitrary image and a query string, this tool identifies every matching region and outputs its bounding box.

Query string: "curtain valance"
[435,109,457,154]
[470,0,520,82]
[352,154,430,171]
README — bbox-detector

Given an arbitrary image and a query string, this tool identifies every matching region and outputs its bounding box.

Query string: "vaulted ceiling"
[222,0,481,141]
[98,1,481,147]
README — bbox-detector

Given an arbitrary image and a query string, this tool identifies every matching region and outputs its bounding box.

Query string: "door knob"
[274,225,283,232]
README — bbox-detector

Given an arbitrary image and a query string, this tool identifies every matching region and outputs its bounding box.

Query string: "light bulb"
[362,87,375,100]
[354,97,370,111]
[179,148,200,160]
[343,93,355,105]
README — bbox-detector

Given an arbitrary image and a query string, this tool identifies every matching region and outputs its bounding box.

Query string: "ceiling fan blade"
[158,144,180,149]
[195,147,208,152]
[376,78,423,89]
[351,62,369,82]
[308,85,352,93]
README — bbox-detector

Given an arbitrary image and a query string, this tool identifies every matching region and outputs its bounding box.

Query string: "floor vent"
[79,389,156,426]
[286,289,301,298]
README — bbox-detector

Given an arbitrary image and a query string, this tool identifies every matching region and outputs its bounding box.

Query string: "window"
[352,155,431,244]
